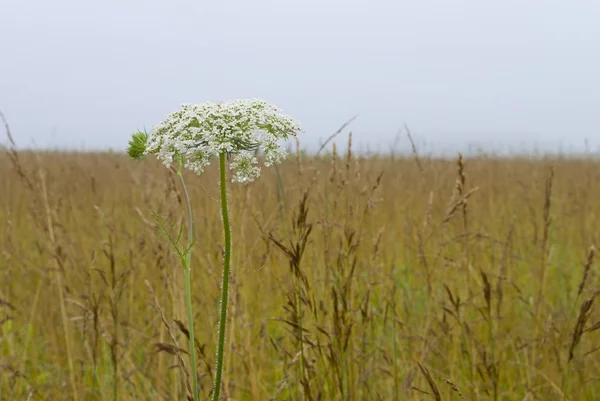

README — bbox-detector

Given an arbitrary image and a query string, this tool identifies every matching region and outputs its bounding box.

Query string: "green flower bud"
[127,131,149,161]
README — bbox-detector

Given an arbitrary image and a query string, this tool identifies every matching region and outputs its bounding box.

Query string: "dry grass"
[2,142,600,400]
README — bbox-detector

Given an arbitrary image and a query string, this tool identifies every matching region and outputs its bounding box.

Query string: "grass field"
[2,142,600,400]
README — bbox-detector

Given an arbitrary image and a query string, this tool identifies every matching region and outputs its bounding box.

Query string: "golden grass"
[2,146,600,400]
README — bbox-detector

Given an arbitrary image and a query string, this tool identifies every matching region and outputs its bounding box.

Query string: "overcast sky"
[1,0,599,154]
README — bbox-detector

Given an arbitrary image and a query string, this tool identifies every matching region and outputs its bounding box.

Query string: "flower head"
[127,98,302,182]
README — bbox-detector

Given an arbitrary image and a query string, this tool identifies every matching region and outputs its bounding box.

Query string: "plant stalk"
[178,173,200,401]
[212,152,232,401]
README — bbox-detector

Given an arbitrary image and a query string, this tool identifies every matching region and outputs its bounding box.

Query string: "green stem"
[213,152,232,401]
[178,173,200,401]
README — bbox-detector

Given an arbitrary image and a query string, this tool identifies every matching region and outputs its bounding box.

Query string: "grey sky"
[1,0,599,153]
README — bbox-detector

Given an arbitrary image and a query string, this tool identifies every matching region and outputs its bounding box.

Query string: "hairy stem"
[213,152,232,401]
[178,173,199,401]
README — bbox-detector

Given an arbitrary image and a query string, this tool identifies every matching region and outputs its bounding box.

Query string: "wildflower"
[127,98,302,401]
[128,98,302,182]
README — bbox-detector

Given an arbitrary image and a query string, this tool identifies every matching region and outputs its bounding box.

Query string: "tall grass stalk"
[39,167,78,401]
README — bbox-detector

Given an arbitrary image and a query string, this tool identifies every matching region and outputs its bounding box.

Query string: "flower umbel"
[230,151,261,183]
[138,98,302,182]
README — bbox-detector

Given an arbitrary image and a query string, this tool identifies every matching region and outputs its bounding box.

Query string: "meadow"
[2,139,600,400]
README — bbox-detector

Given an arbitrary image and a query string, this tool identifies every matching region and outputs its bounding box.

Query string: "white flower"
[230,151,261,183]
[137,98,301,183]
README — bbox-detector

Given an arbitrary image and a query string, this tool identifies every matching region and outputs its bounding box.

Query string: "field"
[2,142,600,400]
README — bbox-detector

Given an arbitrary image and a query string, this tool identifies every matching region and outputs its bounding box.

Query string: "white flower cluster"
[144,98,302,182]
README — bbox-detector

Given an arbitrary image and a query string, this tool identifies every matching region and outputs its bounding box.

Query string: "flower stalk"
[212,152,232,401]
[178,172,200,401]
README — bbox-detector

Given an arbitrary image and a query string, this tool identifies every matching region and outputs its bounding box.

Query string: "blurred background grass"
[2,144,600,400]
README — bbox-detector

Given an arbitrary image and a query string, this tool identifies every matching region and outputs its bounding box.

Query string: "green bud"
[127,131,149,161]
